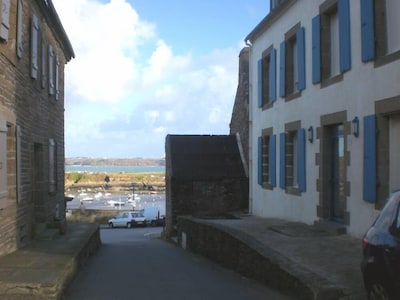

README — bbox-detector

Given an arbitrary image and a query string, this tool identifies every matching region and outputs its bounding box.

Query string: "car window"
[375,193,400,231]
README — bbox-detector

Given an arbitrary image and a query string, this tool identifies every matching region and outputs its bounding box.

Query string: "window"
[280,24,306,98]
[0,0,10,41]
[361,0,400,64]
[258,129,277,189]
[258,46,277,109]
[312,0,351,85]
[280,124,306,193]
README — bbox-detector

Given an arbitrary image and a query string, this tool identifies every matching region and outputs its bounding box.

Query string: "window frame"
[280,121,306,195]
[258,128,277,189]
[361,0,400,67]
[258,46,277,110]
[280,23,306,101]
[312,0,351,87]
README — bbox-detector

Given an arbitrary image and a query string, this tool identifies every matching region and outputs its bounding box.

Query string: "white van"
[140,206,165,226]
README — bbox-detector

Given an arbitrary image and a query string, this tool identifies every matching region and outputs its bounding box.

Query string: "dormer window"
[271,0,286,10]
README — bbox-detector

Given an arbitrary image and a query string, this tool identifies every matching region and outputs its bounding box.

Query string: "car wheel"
[368,281,390,300]
[109,222,114,228]
[127,222,132,228]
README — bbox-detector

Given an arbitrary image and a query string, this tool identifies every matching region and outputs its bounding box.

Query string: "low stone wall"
[176,216,313,300]
[66,209,129,224]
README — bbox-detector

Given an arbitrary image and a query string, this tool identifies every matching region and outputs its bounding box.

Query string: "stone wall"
[0,0,73,256]
[176,216,312,300]
[164,135,248,239]
[230,47,249,173]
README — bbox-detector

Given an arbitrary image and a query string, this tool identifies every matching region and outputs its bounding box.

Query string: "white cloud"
[53,0,241,158]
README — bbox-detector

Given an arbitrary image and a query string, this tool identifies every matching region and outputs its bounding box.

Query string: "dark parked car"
[361,190,400,300]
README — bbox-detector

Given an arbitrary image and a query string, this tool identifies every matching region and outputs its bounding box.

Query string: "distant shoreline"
[65,165,165,174]
[65,157,165,167]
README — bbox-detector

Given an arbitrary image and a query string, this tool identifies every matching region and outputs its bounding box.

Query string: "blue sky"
[52,0,269,158]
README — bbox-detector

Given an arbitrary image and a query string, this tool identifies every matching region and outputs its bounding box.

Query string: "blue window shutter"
[279,41,286,97]
[279,133,286,189]
[269,134,277,187]
[297,27,306,91]
[361,0,375,62]
[363,115,377,203]
[269,48,277,102]
[339,0,351,72]
[257,59,263,108]
[297,128,306,192]
[312,15,321,84]
[258,136,263,185]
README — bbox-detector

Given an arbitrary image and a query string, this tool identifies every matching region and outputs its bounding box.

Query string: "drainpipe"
[245,39,254,215]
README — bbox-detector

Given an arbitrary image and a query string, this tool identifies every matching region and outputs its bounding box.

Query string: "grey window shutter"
[16,0,24,58]
[31,15,39,79]
[42,40,47,89]
[0,0,11,41]
[55,56,60,100]
[48,45,55,95]
[0,120,8,203]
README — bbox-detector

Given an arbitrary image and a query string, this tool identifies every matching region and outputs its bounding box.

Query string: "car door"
[115,214,124,227]
[386,200,400,287]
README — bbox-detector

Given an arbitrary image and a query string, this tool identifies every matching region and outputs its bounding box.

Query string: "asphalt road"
[64,227,294,300]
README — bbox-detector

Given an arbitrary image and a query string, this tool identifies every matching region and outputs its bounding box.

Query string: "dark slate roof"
[166,135,246,180]
[37,0,75,61]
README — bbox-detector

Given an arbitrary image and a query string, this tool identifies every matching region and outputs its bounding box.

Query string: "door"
[331,124,345,222]
[389,115,400,192]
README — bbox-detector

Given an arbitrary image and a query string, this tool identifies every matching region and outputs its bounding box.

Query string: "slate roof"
[166,135,247,180]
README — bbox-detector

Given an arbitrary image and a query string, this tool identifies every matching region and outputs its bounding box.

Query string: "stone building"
[246,0,400,237]
[230,47,250,176]
[0,0,74,256]
[164,135,248,239]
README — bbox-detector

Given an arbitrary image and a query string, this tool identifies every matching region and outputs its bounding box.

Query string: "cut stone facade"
[0,0,74,256]
[230,47,250,174]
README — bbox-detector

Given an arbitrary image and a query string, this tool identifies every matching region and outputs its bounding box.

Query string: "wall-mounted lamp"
[352,117,359,137]
[308,126,314,143]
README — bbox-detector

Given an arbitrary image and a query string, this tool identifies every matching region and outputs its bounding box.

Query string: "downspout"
[245,39,254,214]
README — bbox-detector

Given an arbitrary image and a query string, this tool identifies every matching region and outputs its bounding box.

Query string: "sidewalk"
[0,222,100,300]
[176,215,366,300]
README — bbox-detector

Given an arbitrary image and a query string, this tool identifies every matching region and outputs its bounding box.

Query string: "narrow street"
[65,227,294,300]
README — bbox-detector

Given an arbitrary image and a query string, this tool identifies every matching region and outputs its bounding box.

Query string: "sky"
[52,0,269,159]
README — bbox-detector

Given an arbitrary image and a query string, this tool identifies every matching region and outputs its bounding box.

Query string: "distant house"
[246,0,400,237]
[164,135,248,239]
[0,0,74,256]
